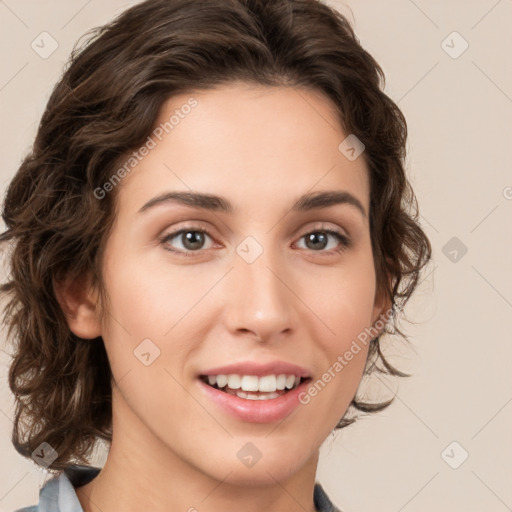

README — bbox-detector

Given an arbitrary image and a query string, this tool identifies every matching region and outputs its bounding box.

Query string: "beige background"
[0,1,511,511]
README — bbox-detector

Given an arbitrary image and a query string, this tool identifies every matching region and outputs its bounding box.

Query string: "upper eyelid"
[160,222,349,240]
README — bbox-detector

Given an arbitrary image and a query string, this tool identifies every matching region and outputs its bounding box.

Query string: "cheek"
[98,255,208,433]
[297,252,377,410]
[295,292,375,440]
[306,250,378,344]
[98,245,223,402]
[101,247,208,338]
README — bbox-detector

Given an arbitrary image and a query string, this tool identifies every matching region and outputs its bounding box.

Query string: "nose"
[223,246,297,344]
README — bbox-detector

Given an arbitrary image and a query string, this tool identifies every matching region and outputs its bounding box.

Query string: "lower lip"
[197,379,310,423]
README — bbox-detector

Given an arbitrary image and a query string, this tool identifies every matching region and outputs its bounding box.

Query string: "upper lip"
[199,361,311,378]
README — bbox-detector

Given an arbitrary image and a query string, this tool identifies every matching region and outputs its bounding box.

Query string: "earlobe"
[54,273,103,339]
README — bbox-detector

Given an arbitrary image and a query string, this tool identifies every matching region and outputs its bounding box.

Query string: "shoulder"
[314,482,343,512]
[12,464,101,512]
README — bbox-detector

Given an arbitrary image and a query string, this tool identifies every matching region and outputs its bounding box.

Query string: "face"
[92,82,387,485]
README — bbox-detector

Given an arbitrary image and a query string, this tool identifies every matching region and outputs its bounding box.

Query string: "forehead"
[114,82,369,217]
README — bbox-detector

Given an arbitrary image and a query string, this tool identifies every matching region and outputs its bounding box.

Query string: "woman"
[0,0,431,511]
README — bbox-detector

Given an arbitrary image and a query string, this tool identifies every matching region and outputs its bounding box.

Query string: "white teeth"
[227,374,241,389]
[258,375,277,392]
[285,375,295,390]
[276,374,286,390]
[235,390,281,400]
[216,374,228,388]
[204,373,303,393]
[240,375,259,392]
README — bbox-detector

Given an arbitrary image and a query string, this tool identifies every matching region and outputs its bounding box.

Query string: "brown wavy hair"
[0,0,431,471]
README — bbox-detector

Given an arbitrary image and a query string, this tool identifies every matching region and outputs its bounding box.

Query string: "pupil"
[183,231,204,250]
[306,232,327,250]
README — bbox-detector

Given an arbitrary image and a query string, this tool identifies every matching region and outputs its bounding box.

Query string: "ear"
[370,271,394,339]
[54,272,103,339]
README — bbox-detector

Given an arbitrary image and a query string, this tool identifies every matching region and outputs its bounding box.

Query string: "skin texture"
[60,82,390,512]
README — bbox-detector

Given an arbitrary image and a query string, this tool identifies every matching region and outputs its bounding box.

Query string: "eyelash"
[159,225,351,258]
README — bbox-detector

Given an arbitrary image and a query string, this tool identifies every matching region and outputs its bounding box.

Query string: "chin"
[217,462,304,487]
[198,441,315,486]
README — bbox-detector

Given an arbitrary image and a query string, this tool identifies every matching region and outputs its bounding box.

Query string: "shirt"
[13,464,341,512]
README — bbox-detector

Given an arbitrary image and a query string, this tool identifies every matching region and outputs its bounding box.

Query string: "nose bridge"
[225,238,295,340]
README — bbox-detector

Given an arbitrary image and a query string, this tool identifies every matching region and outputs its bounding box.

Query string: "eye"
[159,225,351,257]
[295,229,350,254]
[160,227,215,256]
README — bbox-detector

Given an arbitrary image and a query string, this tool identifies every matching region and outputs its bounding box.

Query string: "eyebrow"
[139,190,367,218]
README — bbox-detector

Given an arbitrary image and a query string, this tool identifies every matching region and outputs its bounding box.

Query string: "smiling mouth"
[199,374,309,400]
